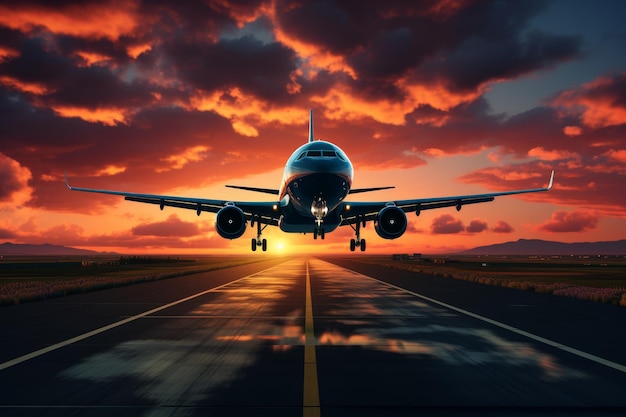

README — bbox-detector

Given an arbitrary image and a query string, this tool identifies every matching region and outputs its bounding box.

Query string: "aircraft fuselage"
[278,140,353,233]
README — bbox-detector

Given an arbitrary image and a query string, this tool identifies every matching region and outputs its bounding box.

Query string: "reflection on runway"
[60,260,307,413]
[308,259,587,387]
[2,257,624,415]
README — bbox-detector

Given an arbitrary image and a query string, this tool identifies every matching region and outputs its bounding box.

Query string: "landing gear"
[251,215,268,252]
[313,227,325,240]
[349,217,366,252]
[350,238,366,252]
[251,238,267,252]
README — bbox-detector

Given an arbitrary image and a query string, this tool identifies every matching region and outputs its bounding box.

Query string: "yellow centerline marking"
[303,260,321,417]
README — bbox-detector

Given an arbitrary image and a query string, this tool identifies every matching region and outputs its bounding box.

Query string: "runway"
[1,257,625,416]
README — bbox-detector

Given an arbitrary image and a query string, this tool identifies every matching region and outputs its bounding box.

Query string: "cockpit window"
[301,149,344,159]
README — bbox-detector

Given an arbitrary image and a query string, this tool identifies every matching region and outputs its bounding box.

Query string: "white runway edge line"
[341,264,626,375]
[0,262,287,372]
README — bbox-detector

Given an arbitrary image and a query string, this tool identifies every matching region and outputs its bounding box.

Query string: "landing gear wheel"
[350,239,356,252]
[262,239,267,252]
[360,239,366,252]
[251,238,257,251]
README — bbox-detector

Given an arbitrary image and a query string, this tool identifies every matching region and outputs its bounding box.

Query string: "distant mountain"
[460,239,626,256]
[0,242,114,256]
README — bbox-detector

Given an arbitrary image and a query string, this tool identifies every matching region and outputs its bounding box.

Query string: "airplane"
[66,110,554,252]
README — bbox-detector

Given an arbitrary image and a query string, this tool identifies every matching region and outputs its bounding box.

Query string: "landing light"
[272,204,278,211]
[345,204,351,211]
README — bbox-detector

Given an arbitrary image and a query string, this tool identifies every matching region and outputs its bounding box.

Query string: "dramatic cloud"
[553,71,626,129]
[0,1,623,253]
[0,152,33,206]
[538,210,598,233]
[0,1,140,41]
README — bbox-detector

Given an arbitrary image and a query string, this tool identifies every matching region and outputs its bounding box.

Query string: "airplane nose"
[311,197,328,219]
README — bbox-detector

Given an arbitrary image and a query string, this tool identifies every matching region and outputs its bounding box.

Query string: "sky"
[0,0,625,255]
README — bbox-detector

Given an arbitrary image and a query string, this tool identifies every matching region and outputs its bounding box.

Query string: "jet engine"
[375,205,407,239]
[215,205,246,239]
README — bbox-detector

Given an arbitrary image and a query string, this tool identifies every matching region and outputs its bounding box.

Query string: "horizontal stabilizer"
[349,186,395,194]
[225,185,279,195]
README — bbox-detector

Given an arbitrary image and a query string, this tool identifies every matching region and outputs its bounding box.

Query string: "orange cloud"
[273,26,356,78]
[0,1,139,40]
[0,46,19,62]
[190,87,308,135]
[0,75,52,95]
[75,51,112,66]
[157,146,210,173]
[538,210,598,233]
[553,73,626,129]
[605,149,626,163]
[96,165,127,176]
[51,105,128,125]
[127,43,152,59]
[528,147,579,161]
[0,153,33,207]
[563,125,582,136]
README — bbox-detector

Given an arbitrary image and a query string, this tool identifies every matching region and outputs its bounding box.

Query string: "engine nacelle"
[375,205,407,239]
[215,205,246,239]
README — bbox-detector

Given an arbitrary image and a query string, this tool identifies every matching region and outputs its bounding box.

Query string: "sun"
[276,241,286,253]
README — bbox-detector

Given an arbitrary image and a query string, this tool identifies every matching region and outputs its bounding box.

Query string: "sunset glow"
[0,1,625,255]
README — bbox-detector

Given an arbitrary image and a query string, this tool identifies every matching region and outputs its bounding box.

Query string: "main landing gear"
[349,218,366,252]
[251,215,268,252]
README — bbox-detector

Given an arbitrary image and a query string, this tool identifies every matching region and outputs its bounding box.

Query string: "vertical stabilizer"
[308,109,314,142]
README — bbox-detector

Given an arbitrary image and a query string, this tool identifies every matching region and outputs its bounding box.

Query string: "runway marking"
[303,260,321,417]
[341,264,626,375]
[0,263,284,373]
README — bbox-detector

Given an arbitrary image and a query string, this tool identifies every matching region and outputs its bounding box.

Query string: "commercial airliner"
[66,110,554,252]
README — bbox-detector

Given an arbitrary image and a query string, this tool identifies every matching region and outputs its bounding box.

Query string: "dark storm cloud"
[0,26,26,50]
[162,34,298,102]
[275,0,580,98]
[0,37,156,109]
[418,30,581,93]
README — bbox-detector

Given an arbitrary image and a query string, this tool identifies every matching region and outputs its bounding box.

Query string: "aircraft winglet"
[308,109,314,143]
[64,171,72,190]
[548,170,555,190]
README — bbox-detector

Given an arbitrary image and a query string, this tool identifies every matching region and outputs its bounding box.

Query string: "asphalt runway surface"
[1,257,625,416]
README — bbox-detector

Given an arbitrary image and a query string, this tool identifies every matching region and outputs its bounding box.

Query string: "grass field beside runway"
[351,255,626,306]
[0,256,267,306]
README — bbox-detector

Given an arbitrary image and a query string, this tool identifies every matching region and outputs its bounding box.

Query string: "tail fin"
[308,109,314,143]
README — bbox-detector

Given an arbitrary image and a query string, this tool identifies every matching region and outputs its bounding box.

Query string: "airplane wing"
[341,171,554,224]
[65,173,282,225]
